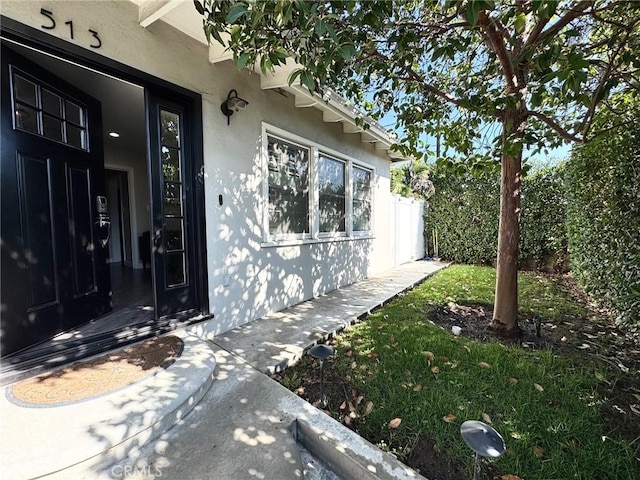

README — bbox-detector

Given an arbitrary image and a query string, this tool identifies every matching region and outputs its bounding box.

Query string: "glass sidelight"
[160,109,186,287]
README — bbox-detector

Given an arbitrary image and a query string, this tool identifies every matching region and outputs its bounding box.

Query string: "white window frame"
[263,129,312,242]
[317,152,347,238]
[261,123,375,245]
[351,163,374,235]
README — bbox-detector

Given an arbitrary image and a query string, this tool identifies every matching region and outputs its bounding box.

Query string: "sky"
[379,112,573,169]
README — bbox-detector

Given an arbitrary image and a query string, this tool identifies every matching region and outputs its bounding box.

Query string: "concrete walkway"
[215,259,449,374]
[0,260,448,480]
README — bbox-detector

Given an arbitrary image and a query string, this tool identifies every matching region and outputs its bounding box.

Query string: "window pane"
[164,218,184,251]
[267,135,309,235]
[319,155,346,233]
[13,75,37,106]
[162,146,181,181]
[43,115,63,142]
[166,252,186,286]
[164,182,182,216]
[269,187,309,235]
[161,111,180,148]
[353,199,371,231]
[15,105,39,133]
[66,125,86,149]
[320,196,346,232]
[352,166,372,231]
[42,89,62,116]
[65,100,84,126]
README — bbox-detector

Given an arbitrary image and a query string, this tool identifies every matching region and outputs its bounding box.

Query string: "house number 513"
[40,8,102,49]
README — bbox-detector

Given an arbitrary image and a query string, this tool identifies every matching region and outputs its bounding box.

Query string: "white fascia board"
[294,95,317,108]
[259,58,298,89]
[138,0,183,28]
[208,31,234,63]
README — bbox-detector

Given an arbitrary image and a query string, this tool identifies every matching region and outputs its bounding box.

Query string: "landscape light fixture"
[308,344,334,407]
[220,89,249,125]
[460,420,506,480]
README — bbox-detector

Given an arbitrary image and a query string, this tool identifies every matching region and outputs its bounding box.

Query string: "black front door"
[147,90,200,317]
[1,45,110,356]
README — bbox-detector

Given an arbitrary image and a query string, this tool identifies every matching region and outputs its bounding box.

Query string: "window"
[318,154,346,234]
[352,165,372,232]
[160,109,187,287]
[263,125,374,243]
[267,135,310,237]
[11,69,88,150]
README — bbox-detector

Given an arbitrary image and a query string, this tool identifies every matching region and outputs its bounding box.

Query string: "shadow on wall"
[205,136,371,335]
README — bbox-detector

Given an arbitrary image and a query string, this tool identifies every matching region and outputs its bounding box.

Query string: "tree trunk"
[490,106,524,335]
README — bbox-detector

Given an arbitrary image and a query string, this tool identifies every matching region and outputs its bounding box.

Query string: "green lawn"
[282,265,639,479]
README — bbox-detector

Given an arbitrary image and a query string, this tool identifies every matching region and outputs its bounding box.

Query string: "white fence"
[389,194,425,267]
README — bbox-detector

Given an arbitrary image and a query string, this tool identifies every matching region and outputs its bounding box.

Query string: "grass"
[281,265,639,479]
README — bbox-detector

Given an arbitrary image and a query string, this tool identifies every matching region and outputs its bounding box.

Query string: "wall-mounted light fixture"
[220,89,249,126]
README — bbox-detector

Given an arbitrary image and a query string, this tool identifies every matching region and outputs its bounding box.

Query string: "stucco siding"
[1,0,395,336]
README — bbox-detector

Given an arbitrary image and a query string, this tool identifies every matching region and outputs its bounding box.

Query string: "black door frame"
[0,16,209,363]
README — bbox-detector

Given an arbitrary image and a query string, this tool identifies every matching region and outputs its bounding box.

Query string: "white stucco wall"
[1,1,396,336]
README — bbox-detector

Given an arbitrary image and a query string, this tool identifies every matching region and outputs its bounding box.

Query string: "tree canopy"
[196,0,640,332]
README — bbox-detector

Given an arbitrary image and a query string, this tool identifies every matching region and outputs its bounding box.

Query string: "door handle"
[95,219,111,247]
[153,228,163,249]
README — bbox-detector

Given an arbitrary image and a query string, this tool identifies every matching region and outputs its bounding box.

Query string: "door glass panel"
[13,74,37,106]
[161,111,180,148]
[162,146,181,181]
[66,125,86,149]
[65,99,84,126]
[11,71,89,150]
[159,108,188,288]
[164,182,182,216]
[166,252,185,286]
[15,105,39,133]
[164,218,184,251]
[43,115,63,142]
[42,89,62,116]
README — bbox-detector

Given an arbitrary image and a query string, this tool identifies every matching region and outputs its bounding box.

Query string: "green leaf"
[315,19,327,36]
[260,55,273,74]
[466,0,480,25]
[193,0,205,16]
[287,68,303,86]
[325,22,339,42]
[480,0,495,10]
[515,12,526,33]
[226,3,249,23]
[339,43,356,61]
[236,52,251,70]
[300,70,316,92]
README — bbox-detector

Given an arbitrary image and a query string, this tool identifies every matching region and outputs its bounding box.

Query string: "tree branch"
[478,11,517,92]
[525,110,584,143]
[588,118,635,142]
[534,1,595,45]
[580,25,633,137]
[525,16,550,48]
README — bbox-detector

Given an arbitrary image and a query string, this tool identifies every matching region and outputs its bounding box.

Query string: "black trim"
[1,15,197,101]
[0,15,210,364]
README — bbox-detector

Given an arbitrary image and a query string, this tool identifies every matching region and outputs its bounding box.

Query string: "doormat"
[8,335,184,407]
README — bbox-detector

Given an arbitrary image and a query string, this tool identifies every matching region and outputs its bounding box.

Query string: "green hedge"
[520,166,569,271]
[426,170,499,264]
[426,165,568,270]
[565,104,640,326]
